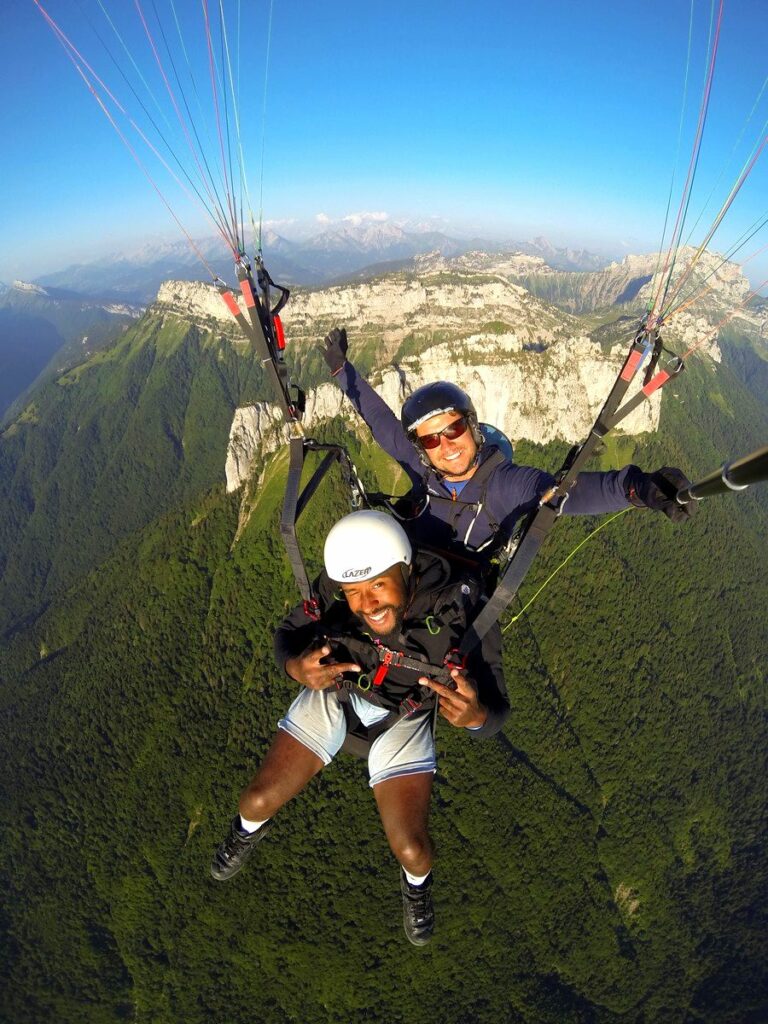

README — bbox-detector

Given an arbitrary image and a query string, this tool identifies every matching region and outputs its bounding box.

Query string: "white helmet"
[323,510,412,583]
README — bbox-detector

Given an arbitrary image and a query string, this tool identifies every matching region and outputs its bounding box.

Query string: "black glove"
[317,327,348,376]
[628,466,698,523]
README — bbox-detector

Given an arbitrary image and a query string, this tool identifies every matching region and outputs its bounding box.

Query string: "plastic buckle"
[372,663,389,687]
[404,696,422,716]
[303,599,320,621]
[444,648,466,671]
[373,648,397,688]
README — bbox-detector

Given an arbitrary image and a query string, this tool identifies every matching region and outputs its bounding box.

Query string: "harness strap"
[327,629,460,734]
[334,676,434,729]
[219,268,303,425]
[328,632,455,687]
[459,326,683,657]
[279,435,313,602]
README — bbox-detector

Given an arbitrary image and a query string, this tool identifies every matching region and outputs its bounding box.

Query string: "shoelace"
[406,890,432,924]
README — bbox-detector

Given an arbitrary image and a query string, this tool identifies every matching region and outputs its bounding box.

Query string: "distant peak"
[12,280,49,296]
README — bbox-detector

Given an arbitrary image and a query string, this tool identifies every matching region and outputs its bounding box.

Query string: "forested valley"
[1,303,767,1024]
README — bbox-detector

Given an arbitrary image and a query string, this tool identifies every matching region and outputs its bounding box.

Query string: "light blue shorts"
[278,687,436,788]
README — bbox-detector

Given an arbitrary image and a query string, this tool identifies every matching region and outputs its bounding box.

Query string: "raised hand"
[419,668,488,729]
[317,327,348,376]
[285,644,360,691]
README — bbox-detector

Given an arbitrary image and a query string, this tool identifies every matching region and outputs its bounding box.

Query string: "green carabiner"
[356,672,372,692]
[425,615,441,636]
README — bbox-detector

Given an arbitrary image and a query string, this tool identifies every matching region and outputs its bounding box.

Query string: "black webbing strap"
[458,505,558,655]
[280,435,313,603]
[329,633,455,688]
[255,258,290,317]
[335,677,436,737]
[279,440,369,604]
[338,691,439,759]
[238,264,302,424]
[602,354,685,432]
[219,280,300,424]
[459,325,683,657]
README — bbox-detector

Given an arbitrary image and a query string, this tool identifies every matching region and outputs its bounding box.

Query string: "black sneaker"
[210,816,274,881]
[401,870,435,946]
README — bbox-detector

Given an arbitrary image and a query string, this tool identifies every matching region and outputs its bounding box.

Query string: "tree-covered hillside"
[0,313,272,637]
[0,286,137,424]
[1,303,767,1023]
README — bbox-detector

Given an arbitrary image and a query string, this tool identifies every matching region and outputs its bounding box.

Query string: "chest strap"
[326,634,462,730]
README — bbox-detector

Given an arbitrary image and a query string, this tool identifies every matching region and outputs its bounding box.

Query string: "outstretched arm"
[565,465,697,522]
[489,460,695,525]
[318,328,422,474]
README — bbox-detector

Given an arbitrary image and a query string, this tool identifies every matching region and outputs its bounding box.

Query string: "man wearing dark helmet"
[318,327,695,568]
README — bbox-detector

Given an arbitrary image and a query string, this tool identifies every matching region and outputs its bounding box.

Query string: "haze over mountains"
[32,222,613,303]
[0,280,139,422]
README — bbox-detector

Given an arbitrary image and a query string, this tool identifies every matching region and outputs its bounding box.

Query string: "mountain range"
[33,223,613,303]
[1,247,767,1023]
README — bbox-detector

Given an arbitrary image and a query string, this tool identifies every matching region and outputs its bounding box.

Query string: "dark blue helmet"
[401,381,479,436]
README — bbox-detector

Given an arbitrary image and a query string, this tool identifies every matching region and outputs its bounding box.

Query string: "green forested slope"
[1,314,767,1023]
[0,315,269,637]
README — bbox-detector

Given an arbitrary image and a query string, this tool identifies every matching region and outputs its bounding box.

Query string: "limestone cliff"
[150,252,765,494]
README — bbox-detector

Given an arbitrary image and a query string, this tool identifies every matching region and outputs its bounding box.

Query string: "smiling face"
[340,564,408,637]
[415,411,479,480]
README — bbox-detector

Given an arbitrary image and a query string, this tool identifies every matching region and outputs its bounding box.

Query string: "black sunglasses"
[417,415,469,450]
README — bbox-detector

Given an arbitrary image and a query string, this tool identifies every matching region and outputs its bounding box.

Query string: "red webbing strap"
[239,276,257,308]
[603,363,683,433]
[220,290,241,318]
[273,314,286,350]
[218,284,299,423]
[620,347,645,382]
[642,370,671,396]
[372,662,390,687]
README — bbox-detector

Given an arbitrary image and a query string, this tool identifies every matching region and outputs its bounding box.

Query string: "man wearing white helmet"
[318,328,696,566]
[210,510,508,947]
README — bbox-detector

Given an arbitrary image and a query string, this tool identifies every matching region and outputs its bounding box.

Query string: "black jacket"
[274,549,509,739]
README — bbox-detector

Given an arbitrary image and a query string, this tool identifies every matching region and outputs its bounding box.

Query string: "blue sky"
[1,0,766,288]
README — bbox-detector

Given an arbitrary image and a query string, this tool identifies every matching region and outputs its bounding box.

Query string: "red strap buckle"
[273,314,286,351]
[303,599,320,621]
[372,663,389,687]
[373,649,397,687]
[444,648,466,671]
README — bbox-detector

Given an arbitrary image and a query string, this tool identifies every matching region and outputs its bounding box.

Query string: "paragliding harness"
[325,633,467,760]
[218,255,367,618]
[220,264,684,754]
[313,562,478,758]
[219,256,460,757]
[375,444,514,591]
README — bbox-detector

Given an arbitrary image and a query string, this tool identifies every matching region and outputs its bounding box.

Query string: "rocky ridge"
[513,247,754,316]
[150,253,764,494]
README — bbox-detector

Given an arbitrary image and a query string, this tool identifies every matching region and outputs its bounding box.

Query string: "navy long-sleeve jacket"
[335,361,644,560]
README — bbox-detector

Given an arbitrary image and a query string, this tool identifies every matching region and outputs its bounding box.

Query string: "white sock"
[238,813,268,833]
[404,868,431,887]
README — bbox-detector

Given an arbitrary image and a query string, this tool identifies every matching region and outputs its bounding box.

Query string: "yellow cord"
[502,508,631,633]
